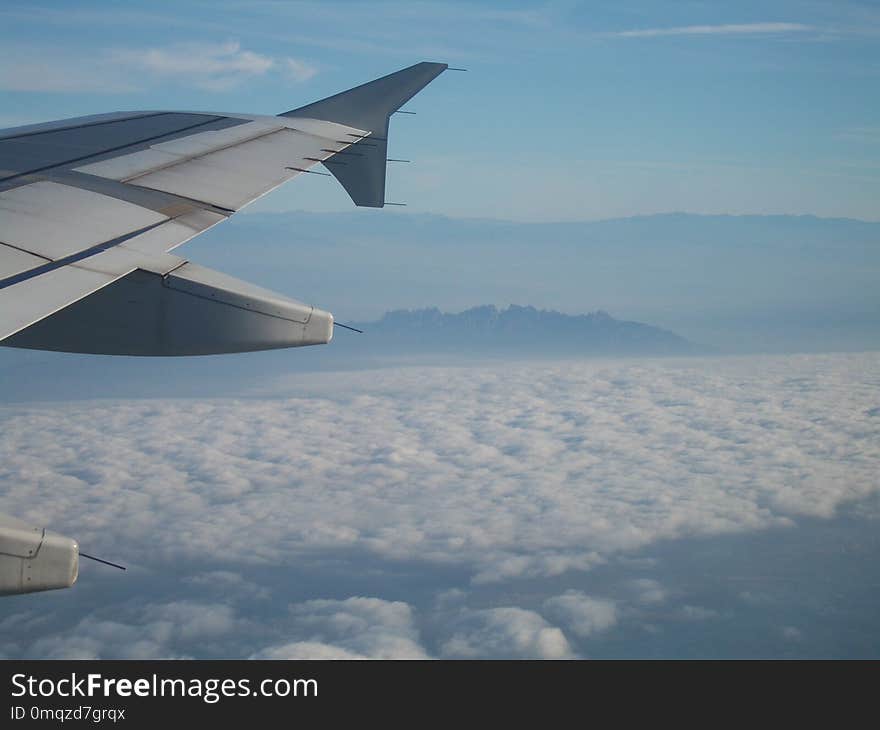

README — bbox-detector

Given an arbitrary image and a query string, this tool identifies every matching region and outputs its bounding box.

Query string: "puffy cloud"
[185,571,271,601]
[18,602,238,660]
[253,642,368,660]
[440,607,575,659]
[0,352,878,658]
[681,605,719,621]
[543,591,617,638]
[629,579,668,605]
[4,354,876,585]
[253,597,427,659]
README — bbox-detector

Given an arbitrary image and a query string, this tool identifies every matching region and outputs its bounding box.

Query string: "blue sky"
[1,0,879,221]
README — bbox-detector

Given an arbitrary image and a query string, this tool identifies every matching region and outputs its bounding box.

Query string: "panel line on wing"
[0,112,170,142]
[0,239,53,263]
[0,117,227,185]
[14,170,234,218]
[117,124,288,183]
[0,220,167,291]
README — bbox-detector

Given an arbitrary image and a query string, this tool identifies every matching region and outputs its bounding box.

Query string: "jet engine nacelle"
[0,518,78,596]
[4,264,334,356]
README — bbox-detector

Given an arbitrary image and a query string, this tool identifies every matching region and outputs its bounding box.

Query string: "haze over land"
[0,209,877,400]
[348,304,702,355]
[197,210,880,353]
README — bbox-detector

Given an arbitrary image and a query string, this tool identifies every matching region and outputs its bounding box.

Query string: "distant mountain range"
[0,304,702,403]
[345,305,702,356]
[191,210,880,353]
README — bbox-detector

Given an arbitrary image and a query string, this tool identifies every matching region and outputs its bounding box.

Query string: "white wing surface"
[0,61,448,355]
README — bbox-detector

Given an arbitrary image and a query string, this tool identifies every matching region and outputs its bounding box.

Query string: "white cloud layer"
[542,591,617,638]
[5,353,875,580]
[0,352,878,658]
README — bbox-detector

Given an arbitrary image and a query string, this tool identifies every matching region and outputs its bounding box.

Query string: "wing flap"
[0,112,236,183]
[126,128,318,210]
[74,118,367,212]
[0,244,49,279]
[0,264,116,340]
[0,181,167,260]
[116,210,226,254]
[0,216,214,342]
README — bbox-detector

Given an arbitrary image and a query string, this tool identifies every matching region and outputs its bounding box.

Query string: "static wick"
[285,166,330,176]
[321,148,364,157]
[394,110,417,115]
[384,202,407,206]
[447,67,468,72]
[387,158,412,163]
[304,156,346,166]
[80,552,127,571]
[335,322,364,333]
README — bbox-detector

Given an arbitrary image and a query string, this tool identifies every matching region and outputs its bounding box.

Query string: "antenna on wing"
[80,552,127,571]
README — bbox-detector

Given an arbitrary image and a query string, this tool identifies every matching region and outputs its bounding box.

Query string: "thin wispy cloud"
[610,22,814,38]
[112,41,275,91]
[0,52,139,93]
[0,40,316,93]
[111,40,317,91]
[283,57,319,83]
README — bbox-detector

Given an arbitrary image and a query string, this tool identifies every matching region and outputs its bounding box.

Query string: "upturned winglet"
[280,61,448,207]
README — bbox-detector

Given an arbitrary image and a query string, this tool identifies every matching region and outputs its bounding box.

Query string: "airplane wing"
[0,61,448,357]
[0,61,449,595]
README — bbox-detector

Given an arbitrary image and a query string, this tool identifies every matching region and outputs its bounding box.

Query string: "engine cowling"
[4,263,334,356]
[0,518,78,596]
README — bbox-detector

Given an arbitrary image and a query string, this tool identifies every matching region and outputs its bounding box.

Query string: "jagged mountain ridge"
[348,305,701,355]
